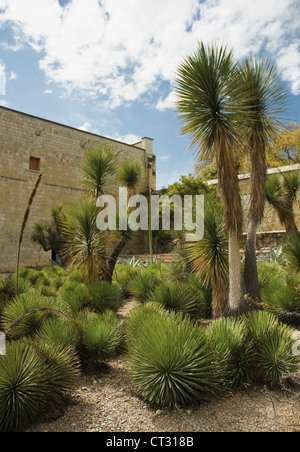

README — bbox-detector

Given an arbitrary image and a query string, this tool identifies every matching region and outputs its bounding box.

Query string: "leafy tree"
[266,122,300,167]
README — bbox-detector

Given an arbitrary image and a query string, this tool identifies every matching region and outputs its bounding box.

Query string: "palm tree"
[187,207,228,318]
[266,170,300,237]
[175,43,252,315]
[81,145,117,199]
[240,59,288,301]
[62,200,107,284]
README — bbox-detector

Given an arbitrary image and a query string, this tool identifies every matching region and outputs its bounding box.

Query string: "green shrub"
[244,311,298,383]
[89,281,125,313]
[129,271,157,302]
[60,282,89,313]
[187,273,213,319]
[0,341,79,432]
[113,265,141,298]
[36,318,80,350]
[125,302,168,342]
[284,234,300,272]
[0,341,49,432]
[1,292,57,339]
[257,262,286,303]
[206,317,252,388]
[81,311,123,364]
[127,312,226,407]
[150,282,199,317]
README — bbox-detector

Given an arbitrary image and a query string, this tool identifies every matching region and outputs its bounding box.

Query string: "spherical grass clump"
[128,271,157,303]
[150,282,199,317]
[89,281,125,314]
[127,311,226,407]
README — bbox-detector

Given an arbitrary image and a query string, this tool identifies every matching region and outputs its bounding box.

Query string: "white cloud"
[158,155,170,162]
[0,62,6,95]
[156,91,178,112]
[8,71,17,81]
[0,0,299,107]
[44,89,53,95]
[110,133,141,145]
[78,121,92,132]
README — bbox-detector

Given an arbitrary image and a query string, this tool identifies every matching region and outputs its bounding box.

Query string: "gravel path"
[28,301,300,433]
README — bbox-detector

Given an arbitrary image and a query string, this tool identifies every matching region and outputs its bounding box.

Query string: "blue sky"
[0,0,299,189]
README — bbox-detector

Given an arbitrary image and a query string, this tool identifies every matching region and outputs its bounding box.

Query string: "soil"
[28,300,300,433]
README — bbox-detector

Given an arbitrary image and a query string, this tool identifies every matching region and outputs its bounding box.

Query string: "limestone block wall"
[0,107,156,273]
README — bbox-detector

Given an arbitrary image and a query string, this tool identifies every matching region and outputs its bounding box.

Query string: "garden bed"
[28,355,300,433]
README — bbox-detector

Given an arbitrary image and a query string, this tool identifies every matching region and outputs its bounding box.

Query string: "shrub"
[127,312,226,407]
[244,311,298,384]
[206,317,252,389]
[89,281,125,313]
[187,273,213,319]
[36,317,80,350]
[1,292,57,339]
[81,311,123,364]
[129,271,157,303]
[60,282,89,313]
[0,341,49,432]
[125,302,167,342]
[150,282,199,317]
[113,265,141,298]
[284,234,300,272]
[0,341,79,432]
[257,262,286,304]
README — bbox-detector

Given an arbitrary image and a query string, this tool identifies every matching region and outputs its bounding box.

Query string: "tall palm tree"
[81,145,117,199]
[187,207,228,318]
[240,59,288,301]
[175,43,252,315]
[266,170,300,237]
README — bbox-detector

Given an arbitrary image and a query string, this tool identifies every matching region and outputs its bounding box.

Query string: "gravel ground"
[28,301,300,433]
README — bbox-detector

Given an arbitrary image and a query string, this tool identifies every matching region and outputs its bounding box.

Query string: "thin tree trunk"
[227,233,249,315]
[105,239,127,282]
[244,218,261,302]
[212,275,228,319]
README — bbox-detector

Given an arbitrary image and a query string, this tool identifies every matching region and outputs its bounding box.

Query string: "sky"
[0,0,299,189]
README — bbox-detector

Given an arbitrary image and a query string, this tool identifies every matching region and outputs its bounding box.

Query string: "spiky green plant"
[206,317,252,388]
[150,282,199,317]
[81,145,117,199]
[0,341,49,432]
[129,271,157,302]
[1,292,57,339]
[89,281,125,314]
[118,160,144,198]
[60,282,89,313]
[244,311,297,383]
[187,273,213,319]
[81,312,122,364]
[36,318,80,350]
[125,302,168,343]
[127,312,227,407]
[284,234,300,272]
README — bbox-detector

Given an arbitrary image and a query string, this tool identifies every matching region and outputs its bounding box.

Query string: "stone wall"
[0,106,156,273]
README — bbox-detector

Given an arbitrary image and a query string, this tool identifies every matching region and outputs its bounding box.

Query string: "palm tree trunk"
[244,218,261,301]
[227,233,248,315]
[212,275,228,319]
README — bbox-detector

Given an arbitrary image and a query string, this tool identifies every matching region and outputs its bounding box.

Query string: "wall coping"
[206,163,300,186]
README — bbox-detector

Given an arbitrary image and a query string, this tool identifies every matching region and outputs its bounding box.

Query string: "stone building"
[0,106,156,273]
[207,163,300,256]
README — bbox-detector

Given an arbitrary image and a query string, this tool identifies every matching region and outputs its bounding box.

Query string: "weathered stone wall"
[0,107,156,273]
[207,164,300,235]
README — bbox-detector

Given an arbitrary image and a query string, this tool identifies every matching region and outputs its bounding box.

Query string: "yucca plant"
[0,341,49,432]
[264,274,300,327]
[60,282,89,314]
[127,311,226,407]
[118,160,144,198]
[129,271,157,303]
[125,302,168,343]
[36,317,80,350]
[89,281,125,314]
[284,234,300,272]
[244,311,298,383]
[1,292,57,339]
[81,312,123,365]
[206,317,252,389]
[187,207,228,318]
[35,341,80,404]
[187,273,213,319]
[150,282,199,317]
